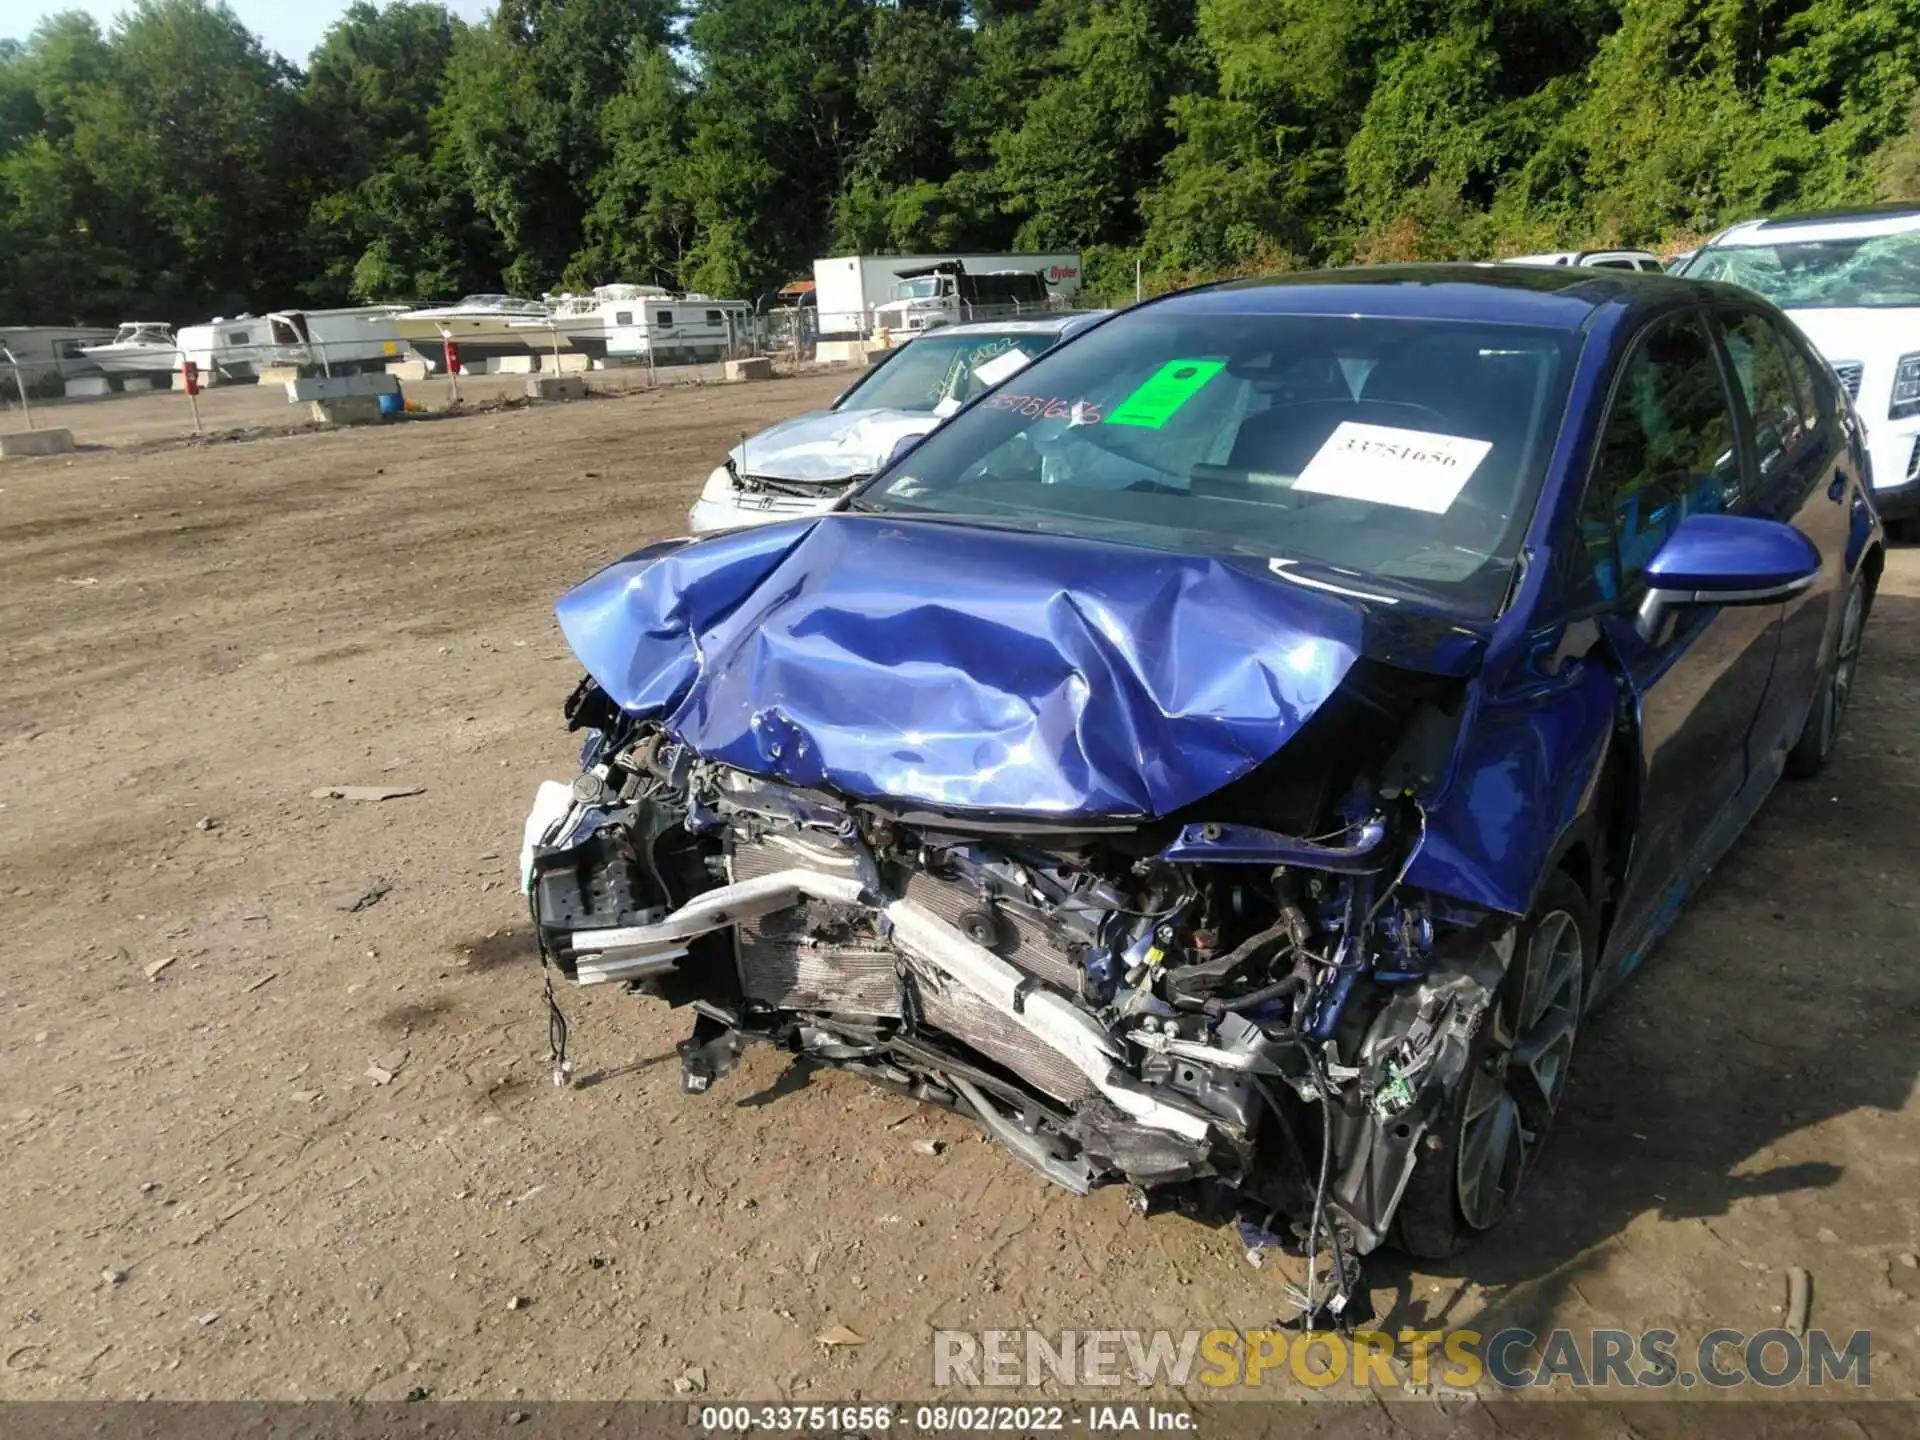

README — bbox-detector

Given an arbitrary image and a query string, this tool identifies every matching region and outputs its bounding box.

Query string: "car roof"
[1758,200,1920,228]
[934,310,1112,338]
[1502,249,1655,265]
[1151,263,1714,331]
[1709,204,1920,246]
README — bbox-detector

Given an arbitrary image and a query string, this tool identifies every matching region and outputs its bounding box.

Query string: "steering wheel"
[1346,399,1452,429]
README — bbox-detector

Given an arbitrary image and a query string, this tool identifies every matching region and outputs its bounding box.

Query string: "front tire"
[1390,872,1593,1261]
[1786,577,1865,780]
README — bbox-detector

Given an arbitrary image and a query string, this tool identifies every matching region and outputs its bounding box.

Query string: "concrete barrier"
[547,352,591,374]
[386,359,431,381]
[64,376,113,399]
[490,355,539,375]
[526,375,588,402]
[1,427,76,457]
[309,397,384,426]
[725,357,774,382]
[256,366,303,386]
[286,372,400,403]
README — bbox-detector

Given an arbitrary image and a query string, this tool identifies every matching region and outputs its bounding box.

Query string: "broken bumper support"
[565,866,1215,1145]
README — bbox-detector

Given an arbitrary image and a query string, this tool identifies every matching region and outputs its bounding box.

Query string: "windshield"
[859,309,1579,613]
[1682,230,1920,308]
[839,331,1056,414]
[893,277,943,301]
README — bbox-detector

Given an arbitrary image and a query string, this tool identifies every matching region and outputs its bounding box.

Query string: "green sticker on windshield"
[1104,358,1225,429]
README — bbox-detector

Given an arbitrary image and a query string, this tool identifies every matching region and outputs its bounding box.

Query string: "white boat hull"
[78,344,180,378]
[393,315,548,371]
[510,316,606,356]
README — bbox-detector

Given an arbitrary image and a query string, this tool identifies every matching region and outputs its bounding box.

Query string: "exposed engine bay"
[524,660,1522,1325]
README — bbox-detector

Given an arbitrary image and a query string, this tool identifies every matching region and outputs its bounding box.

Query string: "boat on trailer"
[510,285,670,361]
[79,323,180,378]
[392,295,549,373]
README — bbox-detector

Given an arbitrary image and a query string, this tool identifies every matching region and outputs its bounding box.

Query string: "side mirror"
[1635,513,1820,640]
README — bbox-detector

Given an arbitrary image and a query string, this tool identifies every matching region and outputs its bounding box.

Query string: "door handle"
[1828,470,1846,502]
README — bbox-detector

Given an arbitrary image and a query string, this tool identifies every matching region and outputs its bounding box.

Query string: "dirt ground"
[1,377,1917,1404]
[0,355,787,450]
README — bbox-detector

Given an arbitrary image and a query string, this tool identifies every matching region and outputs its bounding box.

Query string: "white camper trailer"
[509,285,670,359]
[266,305,413,374]
[812,253,1083,338]
[174,315,274,382]
[604,294,752,365]
[0,325,117,397]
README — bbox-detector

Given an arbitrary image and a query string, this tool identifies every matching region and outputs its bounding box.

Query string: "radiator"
[909,959,1095,1106]
[728,829,1096,1104]
[730,833,900,1016]
[903,870,1083,994]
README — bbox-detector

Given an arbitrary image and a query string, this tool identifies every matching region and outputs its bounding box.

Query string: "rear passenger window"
[1579,314,1742,597]
[1718,310,1810,480]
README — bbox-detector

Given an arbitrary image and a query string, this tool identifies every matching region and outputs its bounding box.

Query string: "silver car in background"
[688,312,1109,533]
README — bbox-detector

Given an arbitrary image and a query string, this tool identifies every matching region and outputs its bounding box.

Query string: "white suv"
[1502,249,1665,271]
[1681,204,1920,536]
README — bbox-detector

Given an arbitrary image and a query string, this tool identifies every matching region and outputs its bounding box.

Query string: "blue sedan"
[524,265,1883,1319]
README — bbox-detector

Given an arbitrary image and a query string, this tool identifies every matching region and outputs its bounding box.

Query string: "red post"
[180,358,202,434]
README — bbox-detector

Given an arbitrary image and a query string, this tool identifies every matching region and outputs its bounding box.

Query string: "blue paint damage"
[554,513,1641,917]
[555,510,1636,919]
[1402,631,1620,914]
[560,513,1389,820]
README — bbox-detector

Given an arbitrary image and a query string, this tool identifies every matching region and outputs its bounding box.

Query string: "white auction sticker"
[970,346,1032,389]
[1291,421,1491,513]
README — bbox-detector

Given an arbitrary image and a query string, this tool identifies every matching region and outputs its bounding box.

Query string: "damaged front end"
[525,643,1520,1323]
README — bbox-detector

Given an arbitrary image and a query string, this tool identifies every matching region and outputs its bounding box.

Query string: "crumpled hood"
[729,408,940,484]
[553,516,1493,821]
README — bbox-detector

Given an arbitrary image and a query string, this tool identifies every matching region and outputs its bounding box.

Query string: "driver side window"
[1577,314,1742,602]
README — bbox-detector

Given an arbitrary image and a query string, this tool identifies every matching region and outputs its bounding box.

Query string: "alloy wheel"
[1455,908,1584,1233]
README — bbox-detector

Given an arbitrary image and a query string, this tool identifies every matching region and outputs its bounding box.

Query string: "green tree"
[302,1,484,301]
[1876,94,1920,199]
[70,0,309,314]
[573,47,695,287]
[8,0,1920,328]
[681,0,872,291]
[994,0,1200,250]
[440,0,679,293]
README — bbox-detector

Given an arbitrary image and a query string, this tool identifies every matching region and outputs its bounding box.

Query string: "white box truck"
[813,253,1083,338]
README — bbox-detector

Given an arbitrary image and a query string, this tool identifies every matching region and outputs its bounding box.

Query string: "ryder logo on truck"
[1047,265,1080,282]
